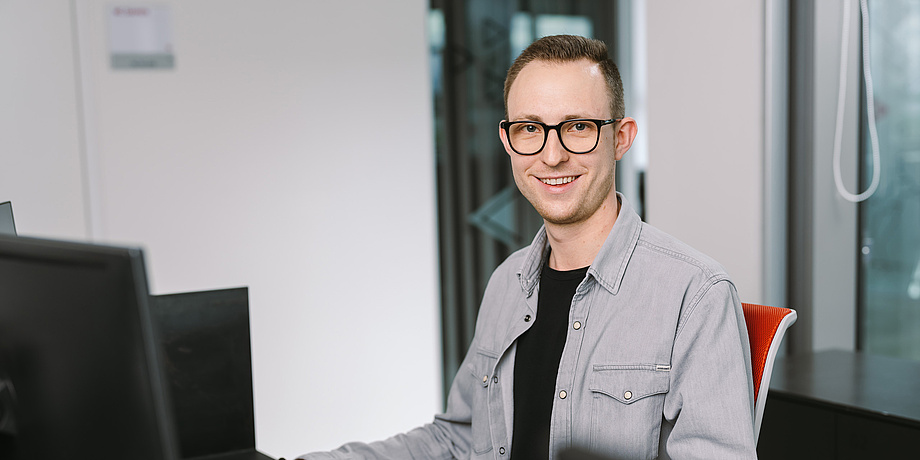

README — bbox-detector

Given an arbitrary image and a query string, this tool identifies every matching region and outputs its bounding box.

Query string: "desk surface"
[769,349,920,427]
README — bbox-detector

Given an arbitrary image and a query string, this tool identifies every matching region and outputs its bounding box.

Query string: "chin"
[536,208,584,226]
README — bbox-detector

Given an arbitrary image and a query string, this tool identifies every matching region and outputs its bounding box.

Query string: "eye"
[513,122,543,134]
[572,122,588,131]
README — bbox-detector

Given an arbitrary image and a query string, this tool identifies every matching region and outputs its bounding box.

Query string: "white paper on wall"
[108,5,174,69]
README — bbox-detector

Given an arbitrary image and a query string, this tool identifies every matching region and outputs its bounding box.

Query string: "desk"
[758,350,920,459]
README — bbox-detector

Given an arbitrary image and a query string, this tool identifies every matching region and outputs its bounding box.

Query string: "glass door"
[859,0,920,360]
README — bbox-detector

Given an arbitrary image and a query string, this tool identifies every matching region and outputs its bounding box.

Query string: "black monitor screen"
[0,235,179,460]
[150,287,256,458]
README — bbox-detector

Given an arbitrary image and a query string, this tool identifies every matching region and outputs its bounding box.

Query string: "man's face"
[501,58,624,227]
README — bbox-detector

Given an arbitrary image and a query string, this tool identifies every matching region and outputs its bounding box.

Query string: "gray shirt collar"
[517,192,642,296]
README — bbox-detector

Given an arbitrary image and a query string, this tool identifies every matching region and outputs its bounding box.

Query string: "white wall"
[3,0,441,457]
[645,0,766,303]
[0,0,89,240]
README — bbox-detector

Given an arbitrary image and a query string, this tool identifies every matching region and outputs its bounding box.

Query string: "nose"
[540,129,570,167]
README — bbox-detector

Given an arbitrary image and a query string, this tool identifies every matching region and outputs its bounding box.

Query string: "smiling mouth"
[540,176,578,186]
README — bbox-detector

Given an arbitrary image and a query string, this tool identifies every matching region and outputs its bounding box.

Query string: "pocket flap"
[466,349,499,387]
[589,365,670,404]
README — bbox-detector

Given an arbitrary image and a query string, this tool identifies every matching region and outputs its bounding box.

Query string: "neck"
[544,194,621,271]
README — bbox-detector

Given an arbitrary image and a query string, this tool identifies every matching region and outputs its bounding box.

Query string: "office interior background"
[1,0,918,457]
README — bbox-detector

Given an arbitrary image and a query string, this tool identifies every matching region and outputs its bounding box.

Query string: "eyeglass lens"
[507,120,600,154]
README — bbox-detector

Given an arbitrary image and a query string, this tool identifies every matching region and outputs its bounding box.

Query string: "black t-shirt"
[510,261,589,460]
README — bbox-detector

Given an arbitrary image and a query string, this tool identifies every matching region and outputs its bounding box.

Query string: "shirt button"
[524,314,532,322]
[499,446,506,455]
[573,321,582,330]
[559,390,567,399]
[483,375,489,385]
[624,390,633,400]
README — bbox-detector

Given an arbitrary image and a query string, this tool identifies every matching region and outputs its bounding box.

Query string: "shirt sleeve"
[295,346,479,460]
[660,279,758,459]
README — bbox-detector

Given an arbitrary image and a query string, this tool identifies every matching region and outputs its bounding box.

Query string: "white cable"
[833,0,881,203]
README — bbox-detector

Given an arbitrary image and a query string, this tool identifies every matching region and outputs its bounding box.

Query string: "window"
[858,0,920,360]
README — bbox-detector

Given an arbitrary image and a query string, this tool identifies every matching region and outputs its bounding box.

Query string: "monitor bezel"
[0,234,179,460]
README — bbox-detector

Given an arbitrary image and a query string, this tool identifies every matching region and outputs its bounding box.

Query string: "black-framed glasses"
[500,118,621,155]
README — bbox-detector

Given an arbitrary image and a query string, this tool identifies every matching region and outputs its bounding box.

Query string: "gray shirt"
[299,194,757,459]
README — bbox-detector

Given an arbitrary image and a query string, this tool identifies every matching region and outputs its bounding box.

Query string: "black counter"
[758,349,920,459]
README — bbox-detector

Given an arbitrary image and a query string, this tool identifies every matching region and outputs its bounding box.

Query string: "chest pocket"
[589,364,670,459]
[466,350,498,455]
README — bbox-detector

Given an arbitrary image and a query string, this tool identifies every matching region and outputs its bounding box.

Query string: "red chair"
[741,303,797,444]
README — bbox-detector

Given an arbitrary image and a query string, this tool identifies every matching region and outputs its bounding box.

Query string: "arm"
[660,279,757,459]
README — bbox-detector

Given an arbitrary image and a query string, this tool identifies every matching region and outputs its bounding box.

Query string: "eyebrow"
[511,114,544,122]
[511,114,601,123]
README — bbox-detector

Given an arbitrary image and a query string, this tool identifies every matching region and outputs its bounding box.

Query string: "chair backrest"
[741,302,797,444]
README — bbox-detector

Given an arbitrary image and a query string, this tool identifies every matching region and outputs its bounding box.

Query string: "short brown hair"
[503,35,625,119]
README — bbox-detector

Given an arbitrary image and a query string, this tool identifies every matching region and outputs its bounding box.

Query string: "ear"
[613,117,638,161]
[499,121,515,157]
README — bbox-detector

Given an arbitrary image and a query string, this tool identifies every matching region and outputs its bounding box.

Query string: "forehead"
[507,58,610,121]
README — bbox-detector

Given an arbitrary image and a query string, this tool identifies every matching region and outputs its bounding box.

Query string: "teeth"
[541,176,576,185]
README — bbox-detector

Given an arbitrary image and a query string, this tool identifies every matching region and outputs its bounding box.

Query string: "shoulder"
[633,222,730,283]
[639,223,743,327]
[627,222,739,324]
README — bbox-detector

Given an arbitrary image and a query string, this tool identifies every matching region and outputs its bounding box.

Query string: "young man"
[299,35,756,460]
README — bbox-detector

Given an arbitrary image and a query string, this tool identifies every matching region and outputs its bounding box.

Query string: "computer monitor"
[0,202,15,236]
[150,287,270,459]
[0,234,180,460]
